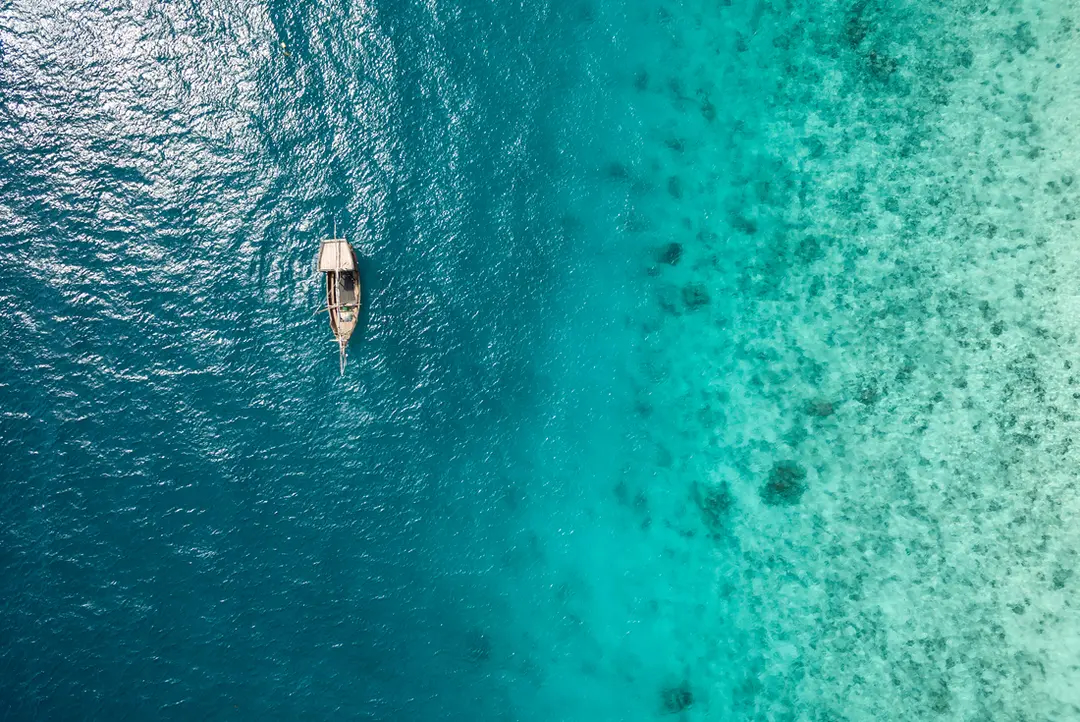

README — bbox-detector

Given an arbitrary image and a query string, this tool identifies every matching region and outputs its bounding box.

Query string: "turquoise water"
[5,0,1080,719]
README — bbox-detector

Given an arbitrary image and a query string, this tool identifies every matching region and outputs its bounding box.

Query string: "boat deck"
[336,272,357,306]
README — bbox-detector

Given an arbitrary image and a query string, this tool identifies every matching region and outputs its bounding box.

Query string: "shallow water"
[4,0,1080,719]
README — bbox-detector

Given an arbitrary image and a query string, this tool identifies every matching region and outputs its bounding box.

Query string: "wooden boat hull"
[326,270,360,339]
[319,239,360,373]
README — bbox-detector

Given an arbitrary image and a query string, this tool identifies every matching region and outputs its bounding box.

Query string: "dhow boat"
[316,234,360,374]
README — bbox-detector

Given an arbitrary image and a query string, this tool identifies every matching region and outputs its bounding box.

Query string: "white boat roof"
[318,239,355,272]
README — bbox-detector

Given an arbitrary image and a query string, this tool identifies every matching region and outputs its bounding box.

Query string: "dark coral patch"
[634,69,649,91]
[1012,22,1038,54]
[658,242,683,266]
[895,362,915,385]
[805,399,834,417]
[605,162,630,180]
[681,283,710,310]
[795,235,824,264]
[660,682,694,714]
[867,49,898,80]
[665,137,685,153]
[730,214,758,235]
[667,175,683,199]
[856,380,883,405]
[761,461,807,506]
[700,98,716,122]
[695,481,733,535]
[845,7,870,49]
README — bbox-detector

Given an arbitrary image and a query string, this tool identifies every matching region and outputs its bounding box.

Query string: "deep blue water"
[5,0,1080,719]
[0,0,647,718]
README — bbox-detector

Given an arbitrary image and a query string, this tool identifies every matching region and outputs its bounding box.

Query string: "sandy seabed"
[510,1,1080,719]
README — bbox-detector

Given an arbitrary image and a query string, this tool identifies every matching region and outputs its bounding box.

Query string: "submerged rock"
[761,461,808,506]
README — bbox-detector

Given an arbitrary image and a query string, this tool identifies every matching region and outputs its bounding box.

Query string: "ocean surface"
[4,0,1080,719]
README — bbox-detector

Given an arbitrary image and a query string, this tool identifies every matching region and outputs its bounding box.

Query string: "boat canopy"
[318,240,355,272]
